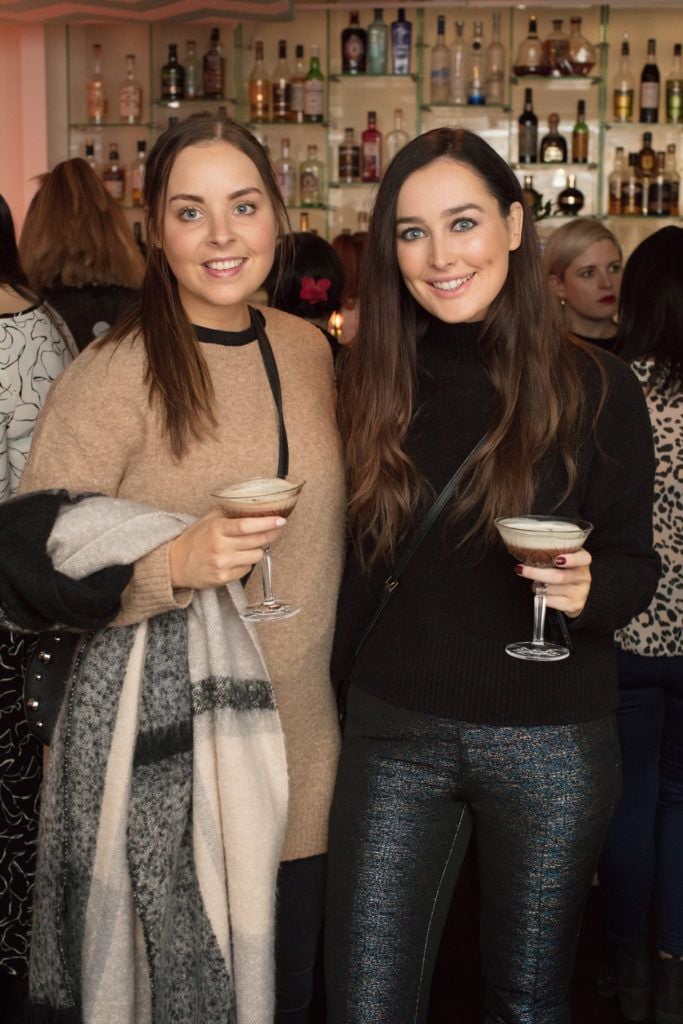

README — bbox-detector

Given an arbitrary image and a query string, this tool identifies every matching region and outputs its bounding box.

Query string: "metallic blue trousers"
[325,686,620,1024]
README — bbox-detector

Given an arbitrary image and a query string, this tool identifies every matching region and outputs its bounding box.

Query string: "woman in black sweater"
[325,129,659,1024]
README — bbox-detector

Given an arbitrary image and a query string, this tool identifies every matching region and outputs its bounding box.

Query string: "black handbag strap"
[250,307,289,478]
[348,433,489,673]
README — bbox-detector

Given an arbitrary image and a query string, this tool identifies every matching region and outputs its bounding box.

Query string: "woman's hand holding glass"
[514,548,592,619]
[169,508,285,590]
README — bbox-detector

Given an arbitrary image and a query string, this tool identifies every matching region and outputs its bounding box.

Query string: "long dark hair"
[107,114,292,459]
[265,231,345,319]
[0,193,30,291]
[615,225,683,394]
[338,127,594,564]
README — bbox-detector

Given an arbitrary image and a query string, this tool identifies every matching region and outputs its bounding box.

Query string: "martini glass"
[495,515,593,662]
[210,476,305,621]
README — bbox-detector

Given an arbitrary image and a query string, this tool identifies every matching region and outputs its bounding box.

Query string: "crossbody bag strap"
[249,306,289,479]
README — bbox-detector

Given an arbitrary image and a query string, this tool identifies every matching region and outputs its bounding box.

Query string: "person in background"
[325,127,659,1024]
[598,225,683,1024]
[264,231,345,356]
[19,158,144,351]
[543,219,623,352]
[16,115,344,1023]
[0,193,75,1023]
[331,230,365,346]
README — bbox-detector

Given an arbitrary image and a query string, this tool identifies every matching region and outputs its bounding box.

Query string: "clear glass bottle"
[130,139,146,207]
[118,54,142,124]
[485,12,505,104]
[361,109,382,182]
[342,12,367,75]
[274,137,297,205]
[647,150,672,215]
[666,43,683,124]
[87,43,107,124]
[338,127,360,183]
[290,45,306,124]
[467,20,486,105]
[450,20,467,105]
[665,143,680,215]
[513,16,547,77]
[621,153,644,215]
[161,44,185,102]
[203,27,225,99]
[540,114,567,164]
[640,38,660,124]
[608,146,625,215]
[390,9,412,75]
[557,173,584,215]
[518,87,538,164]
[543,20,571,78]
[303,45,325,123]
[102,143,125,203]
[567,18,596,76]
[367,9,389,75]
[248,41,269,122]
[299,144,325,206]
[184,40,202,99]
[613,33,634,123]
[430,16,451,103]
[572,100,589,164]
[384,107,410,165]
[271,40,292,123]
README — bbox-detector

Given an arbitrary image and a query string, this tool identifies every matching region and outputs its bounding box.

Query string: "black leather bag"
[23,629,92,744]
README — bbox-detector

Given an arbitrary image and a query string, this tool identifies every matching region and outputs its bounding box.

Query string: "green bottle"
[571,99,589,164]
[303,45,325,123]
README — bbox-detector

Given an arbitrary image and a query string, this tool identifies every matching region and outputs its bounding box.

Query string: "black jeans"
[325,686,620,1024]
[276,853,326,1023]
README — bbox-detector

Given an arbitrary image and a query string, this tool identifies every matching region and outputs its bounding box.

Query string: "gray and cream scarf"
[27,495,288,1024]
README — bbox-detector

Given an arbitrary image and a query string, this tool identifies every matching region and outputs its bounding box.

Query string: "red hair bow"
[299,277,331,303]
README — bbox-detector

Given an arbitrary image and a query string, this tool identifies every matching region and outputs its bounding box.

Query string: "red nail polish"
[514,565,524,575]
[554,556,567,566]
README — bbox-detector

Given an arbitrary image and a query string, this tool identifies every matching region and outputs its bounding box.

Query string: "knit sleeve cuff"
[114,542,193,626]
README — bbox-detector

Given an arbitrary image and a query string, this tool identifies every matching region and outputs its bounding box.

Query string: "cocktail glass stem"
[532,582,548,645]
[259,545,277,608]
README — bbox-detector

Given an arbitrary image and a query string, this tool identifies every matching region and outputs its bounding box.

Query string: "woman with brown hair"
[15,114,344,1024]
[20,158,144,350]
[325,127,659,1023]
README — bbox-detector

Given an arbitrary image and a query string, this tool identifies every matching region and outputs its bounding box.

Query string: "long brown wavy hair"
[339,127,598,566]
[105,113,292,459]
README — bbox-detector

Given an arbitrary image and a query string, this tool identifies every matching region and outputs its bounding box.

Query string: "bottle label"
[119,86,141,122]
[343,33,366,70]
[542,142,564,163]
[518,125,537,161]
[300,166,321,203]
[162,71,181,99]
[362,140,381,181]
[572,133,588,162]
[303,80,324,117]
[185,66,198,99]
[87,83,106,121]
[290,81,304,114]
[277,167,297,205]
[392,25,411,74]
[339,146,360,181]
[613,89,633,121]
[666,81,683,123]
[640,82,660,111]
[204,56,224,97]
[272,82,291,118]
[430,67,450,102]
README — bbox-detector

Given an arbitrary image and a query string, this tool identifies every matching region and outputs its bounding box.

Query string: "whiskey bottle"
[303,45,325,123]
[513,16,547,77]
[557,174,584,215]
[248,42,269,122]
[540,114,567,164]
[203,27,225,99]
[299,144,325,207]
[638,131,657,177]
[486,12,505,103]
[390,9,412,75]
[430,16,451,104]
[361,110,382,182]
[567,18,596,76]
[647,150,672,215]
[118,54,143,124]
[86,43,107,124]
[339,127,360,183]
[130,140,146,207]
[518,87,538,164]
[621,153,644,215]
[613,33,635,123]
[640,39,660,123]
[342,12,367,75]
[271,40,292,122]
[467,21,486,105]
[572,100,589,164]
[274,137,297,206]
[161,44,185,102]
[666,43,683,124]
[290,45,306,124]
[608,146,626,215]
[102,143,125,203]
[367,9,389,75]
[543,20,571,78]
[522,174,541,215]
[184,40,202,99]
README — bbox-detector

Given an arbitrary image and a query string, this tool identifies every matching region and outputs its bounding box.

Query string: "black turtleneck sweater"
[331,319,660,726]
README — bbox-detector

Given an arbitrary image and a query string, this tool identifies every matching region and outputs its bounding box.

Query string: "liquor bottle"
[299,144,324,206]
[167,116,179,129]
[522,174,541,215]
[118,54,142,124]
[203,27,225,99]
[467,21,486,105]
[543,20,571,78]
[367,9,389,75]
[161,44,185,102]
[390,9,412,75]
[540,114,567,164]
[613,33,634,123]
[567,17,596,76]
[513,16,547,77]
[486,12,505,103]
[130,139,146,207]
[384,108,410,165]
[450,20,467,105]
[557,174,584,215]
[638,131,657,177]
[342,12,367,75]
[84,140,99,175]
[274,137,297,205]
[339,127,360,183]
[572,100,589,164]
[608,146,625,215]
[430,16,451,104]
[640,39,660,123]
[184,40,202,99]
[86,44,107,124]
[271,40,292,122]
[303,45,325,123]
[102,143,125,203]
[299,211,310,232]
[621,153,644,215]
[647,151,672,215]
[361,110,382,182]
[666,43,683,124]
[518,88,538,164]
[249,42,269,123]
[133,222,147,258]
[665,143,680,215]
[290,45,306,124]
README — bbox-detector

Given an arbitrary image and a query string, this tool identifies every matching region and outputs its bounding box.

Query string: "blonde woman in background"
[543,219,623,352]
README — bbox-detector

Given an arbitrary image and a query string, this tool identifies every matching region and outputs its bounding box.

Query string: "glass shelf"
[329,72,419,83]
[511,76,602,88]
[328,181,378,189]
[70,122,154,130]
[421,102,509,112]
[246,120,328,128]
[151,97,237,108]
[511,162,599,170]
[603,121,673,129]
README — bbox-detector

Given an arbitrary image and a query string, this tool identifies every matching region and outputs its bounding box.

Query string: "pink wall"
[0,24,48,229]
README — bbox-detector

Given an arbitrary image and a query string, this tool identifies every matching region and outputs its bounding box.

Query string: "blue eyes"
[179,207,201,221]
[398,218,477,242]
[177,202,257,221]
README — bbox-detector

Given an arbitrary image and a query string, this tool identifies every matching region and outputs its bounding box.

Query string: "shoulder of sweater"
[43,331,146,407]
[257,305,332,358]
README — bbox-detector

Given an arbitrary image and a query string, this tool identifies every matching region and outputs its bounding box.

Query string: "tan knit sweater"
[19,306,346,861]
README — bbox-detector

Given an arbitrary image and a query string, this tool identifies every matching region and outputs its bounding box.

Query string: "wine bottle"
[613,33,634,123]
[666,43,683,124]
[390,9,412,75]
[572,100,589,164]
[518,87,538,164]
[640,38,660,123]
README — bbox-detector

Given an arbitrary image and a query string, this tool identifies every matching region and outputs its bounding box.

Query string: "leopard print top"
[616,358,682,657]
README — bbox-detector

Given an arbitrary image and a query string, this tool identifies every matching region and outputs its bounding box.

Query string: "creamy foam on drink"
[498,517,585,549]
[215,477,292,499]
